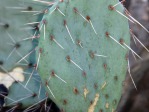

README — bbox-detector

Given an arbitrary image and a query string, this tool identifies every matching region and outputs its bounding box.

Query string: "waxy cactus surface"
[0,0,48,108]
[37,0,130,111]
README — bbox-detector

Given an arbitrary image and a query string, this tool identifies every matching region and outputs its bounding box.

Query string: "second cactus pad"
[0,0,47,108]
[37,0,130,111]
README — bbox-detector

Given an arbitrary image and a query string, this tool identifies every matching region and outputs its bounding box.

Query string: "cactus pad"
[37,0,130,111]
[0,0,47,108]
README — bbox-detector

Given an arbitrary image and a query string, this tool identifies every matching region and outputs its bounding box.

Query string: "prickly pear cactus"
[0,0,46,71]
[37,0,130,111]
[0,0,48,108]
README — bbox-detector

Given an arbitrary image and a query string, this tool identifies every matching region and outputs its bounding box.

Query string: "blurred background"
[117,0,149,112]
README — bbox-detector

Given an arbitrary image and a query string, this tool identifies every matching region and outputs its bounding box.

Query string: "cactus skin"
[37,0,130,111]
[5,71,46,108]
[0,0,47,108]
[0,0,45,71]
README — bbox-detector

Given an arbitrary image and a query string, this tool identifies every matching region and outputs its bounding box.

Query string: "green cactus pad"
[0,0,48,108]
[5,71,46,108]
[37,0,130,111]
[0,0,47,71]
